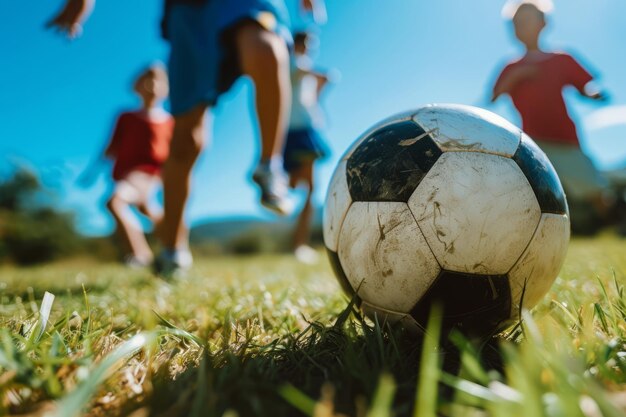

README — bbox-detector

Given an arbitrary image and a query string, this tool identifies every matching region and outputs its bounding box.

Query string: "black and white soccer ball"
[324,104,570,337]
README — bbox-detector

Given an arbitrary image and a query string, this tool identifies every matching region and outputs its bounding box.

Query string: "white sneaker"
[123,255,151,269]
[252,162,294,216]
[294,245,319,265]
[153,248,193,279]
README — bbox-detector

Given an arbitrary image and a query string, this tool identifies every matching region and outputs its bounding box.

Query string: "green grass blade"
[414,304,442,417]
[278,384,316,416]
[47,331,158,417]
[367,373,396,417]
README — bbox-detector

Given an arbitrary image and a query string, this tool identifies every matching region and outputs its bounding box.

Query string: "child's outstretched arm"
[295,63,338,99]
[46,0,95,38]
[564,54,609,102]
[76,126,117,189]
[103,114,126,160]
[305,69,330,97]
[581,82,609,102]
[313,68,341,97]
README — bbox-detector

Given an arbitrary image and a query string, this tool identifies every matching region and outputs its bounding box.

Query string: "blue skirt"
[283,128,329,172]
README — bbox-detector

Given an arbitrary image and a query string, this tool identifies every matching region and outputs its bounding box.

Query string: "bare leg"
[235,21,291,161]
[161,105,208,249]
[107,196,153,262]
[292,162,315,249]
[138,201,163,241]
[591,192,613,221]
[138,201,162,225]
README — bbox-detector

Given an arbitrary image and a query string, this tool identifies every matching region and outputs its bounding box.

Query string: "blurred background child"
[283,30,333,264]
[104,64,173,267]
[492,0,613,228]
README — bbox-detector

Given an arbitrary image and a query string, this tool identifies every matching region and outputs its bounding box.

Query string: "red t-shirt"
[494,52,593,146]
[107,110,174,180]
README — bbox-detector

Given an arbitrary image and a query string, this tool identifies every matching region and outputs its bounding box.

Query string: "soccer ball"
[324,104,570,337]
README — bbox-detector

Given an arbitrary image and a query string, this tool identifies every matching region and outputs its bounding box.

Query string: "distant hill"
[189,208,323,254]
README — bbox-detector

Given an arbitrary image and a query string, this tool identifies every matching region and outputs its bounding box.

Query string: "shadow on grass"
[146,304,509,417]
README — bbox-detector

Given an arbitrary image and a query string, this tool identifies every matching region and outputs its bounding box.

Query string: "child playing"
[48,0,326,275]
[283,31,332,264]
[492,0,610,219]
[104,64,173,267]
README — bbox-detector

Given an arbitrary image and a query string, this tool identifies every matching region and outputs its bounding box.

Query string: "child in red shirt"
[492,1,609,215]
[104,65,174,267]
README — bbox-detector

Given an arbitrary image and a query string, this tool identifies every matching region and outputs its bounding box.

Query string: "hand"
[301,0,327,25]
[301,0,314,12]
[586,90,610,102]
[46,0,94,39]
[582,81,610,102]
[325,68,341,84]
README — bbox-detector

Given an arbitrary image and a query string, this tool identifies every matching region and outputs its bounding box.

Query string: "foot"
[153,248,193,279]
[252,161,294,216]
[123,255,152,269]
[294,245,319,265]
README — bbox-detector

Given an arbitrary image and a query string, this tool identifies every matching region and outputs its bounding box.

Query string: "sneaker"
[252,162,294,216]
[153,248,193,279]
[294,245,319,265]
[123,255,151,269]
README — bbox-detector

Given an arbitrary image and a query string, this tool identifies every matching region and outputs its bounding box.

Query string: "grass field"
[1,235,625,417]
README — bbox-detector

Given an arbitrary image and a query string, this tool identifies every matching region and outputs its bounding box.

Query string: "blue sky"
[2,0,625,236]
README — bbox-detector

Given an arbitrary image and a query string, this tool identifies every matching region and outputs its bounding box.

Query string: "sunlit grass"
[0,235,625,416]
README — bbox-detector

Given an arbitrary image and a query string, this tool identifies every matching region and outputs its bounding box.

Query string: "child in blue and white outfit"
[283,31,334,264]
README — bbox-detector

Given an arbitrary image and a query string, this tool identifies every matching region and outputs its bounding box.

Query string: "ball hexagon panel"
[323,160,352,252]
[337,202,441,313]
[346,120,442,202]
[412,104,522,157]
[513,135,568,215]
[508,213,570,318]
[408,152,542,275]
[410,270,512,336]
[340,109,420,162]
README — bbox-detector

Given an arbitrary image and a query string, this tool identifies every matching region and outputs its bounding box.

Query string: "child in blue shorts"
[283,31,333,264]
[48,0,325,275]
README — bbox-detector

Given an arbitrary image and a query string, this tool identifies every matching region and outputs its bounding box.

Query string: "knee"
[256,36,287,71]
[239,26,289,76]
[136,202,150,216]
[170,139,203,165]
[106,196,121,214]
[169,118,206,164]
[288,175,298,189]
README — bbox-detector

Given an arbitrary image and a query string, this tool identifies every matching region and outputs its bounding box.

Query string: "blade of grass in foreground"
[278,384,317,416]
[37,292,55,342]
[366,373,396,417]
[46,331,158,417]
[414,304,442,417]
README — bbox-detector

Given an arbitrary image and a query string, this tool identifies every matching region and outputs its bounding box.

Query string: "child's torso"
[508,52,579,144]
[289,57,323,130]
[114,111,174,177]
